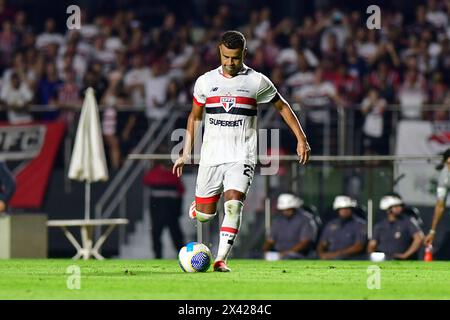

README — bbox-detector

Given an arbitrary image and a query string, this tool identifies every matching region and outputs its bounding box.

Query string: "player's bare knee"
[195,202,217,223]
[196,202,217,214]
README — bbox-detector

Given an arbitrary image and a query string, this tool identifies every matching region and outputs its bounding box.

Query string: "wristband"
[429,229,436,235]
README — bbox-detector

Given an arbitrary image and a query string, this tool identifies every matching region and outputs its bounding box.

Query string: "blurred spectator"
[320,33,343,67]
[356,29,379,66]
[260,30,280,69]
[254,7,271,40]
[92,34,116,74]
[165,79,187,109]
[13,10,28,43]
[53,68,81,128]
[2,51,36,91]
[37,62,61,105]
[317,195,367,260]
[58,68,81,108]
[0,20,17,68]
[407,6,432,38]
[0,161,15,215]
[143,159,185,259]
[433,93,450,121]
[123,53,150,109]
[0,71,33,124]
[277,33,318,76]
[437,38,450,84]
[144,58,171,125]
[0,0,15,26]
[101,70,127,170]
[293,67,343,154]
[333,64,362,105]
[81,62,107,102]
[367,61,399,103]
[0,0,447,160]
[36,18,64,50]
[398,69,428,119]
[286,53,315,92]
[368,194,424,260]
[425,0,448,29]
[263,193,318,259]
[361,88,388,155]
[320,9,349,53]
[57,41,88,84]
[429,71,447,104]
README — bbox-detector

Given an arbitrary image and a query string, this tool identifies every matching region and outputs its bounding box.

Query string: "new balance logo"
[211,87,219,92]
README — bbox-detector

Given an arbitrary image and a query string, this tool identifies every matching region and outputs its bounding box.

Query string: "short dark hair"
[219,30,246,50]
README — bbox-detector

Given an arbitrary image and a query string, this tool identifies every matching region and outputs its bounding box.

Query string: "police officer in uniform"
[425,148,450,247]
[263,193,318,259]
[368,194,424,260]
[317,195,367,260]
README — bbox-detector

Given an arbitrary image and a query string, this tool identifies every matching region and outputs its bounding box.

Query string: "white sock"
[195,210,217,223]
[215,200,243,262]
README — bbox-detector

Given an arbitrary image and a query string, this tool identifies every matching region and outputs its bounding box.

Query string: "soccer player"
[424,148,450,247]
[172,31,310,272]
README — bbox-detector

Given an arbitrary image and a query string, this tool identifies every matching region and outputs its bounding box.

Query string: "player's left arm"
[272,94,311,165]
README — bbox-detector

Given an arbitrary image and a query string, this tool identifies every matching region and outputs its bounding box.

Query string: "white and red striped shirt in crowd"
[58,83,80,105]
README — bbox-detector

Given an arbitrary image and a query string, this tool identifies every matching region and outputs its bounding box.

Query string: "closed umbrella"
[68,87,108,220]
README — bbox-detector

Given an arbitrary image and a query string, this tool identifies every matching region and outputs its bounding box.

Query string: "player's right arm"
[172,101,204,177]
[424,199,446,246]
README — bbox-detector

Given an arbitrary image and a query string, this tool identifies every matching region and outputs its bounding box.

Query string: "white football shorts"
[195,161,255,203]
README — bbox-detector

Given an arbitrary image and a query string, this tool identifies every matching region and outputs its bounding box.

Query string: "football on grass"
[178,242,212,272]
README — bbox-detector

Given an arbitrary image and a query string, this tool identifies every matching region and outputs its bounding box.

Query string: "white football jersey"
[193,64,278,166]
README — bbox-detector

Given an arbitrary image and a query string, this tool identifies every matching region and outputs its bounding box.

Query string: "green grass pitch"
[0,259,449,299]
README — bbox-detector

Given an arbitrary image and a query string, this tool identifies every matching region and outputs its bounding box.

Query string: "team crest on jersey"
[220,96,236,112]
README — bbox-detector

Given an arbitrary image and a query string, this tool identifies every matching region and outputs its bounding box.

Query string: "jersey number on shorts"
[243,164,254,178]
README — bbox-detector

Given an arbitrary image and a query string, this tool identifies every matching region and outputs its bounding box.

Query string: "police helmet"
[333,195,357,210]
[277,193,303,210]
[379,195,403,210]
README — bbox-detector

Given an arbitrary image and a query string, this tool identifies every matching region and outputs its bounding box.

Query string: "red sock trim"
[196,194,221,204]
[220,227,238,234]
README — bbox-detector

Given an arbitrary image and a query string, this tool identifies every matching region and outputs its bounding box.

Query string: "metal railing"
[125,153,444,258]
[94,109,180,242]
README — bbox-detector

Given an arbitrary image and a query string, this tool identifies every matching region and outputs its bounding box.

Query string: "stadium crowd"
[1,0,450,166]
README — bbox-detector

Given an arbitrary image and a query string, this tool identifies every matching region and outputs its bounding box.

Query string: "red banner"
[1,121,67,209]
